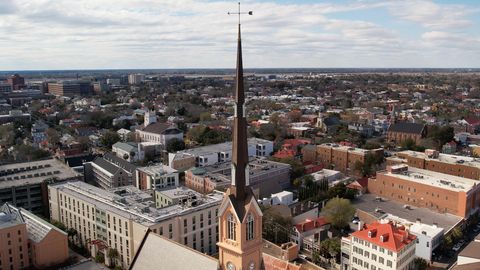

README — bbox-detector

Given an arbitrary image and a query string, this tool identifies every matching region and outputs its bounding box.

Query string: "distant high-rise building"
[48,80,93,97]
[7,74,25,90]
[106,78,121,85]
[128,73,146,85]
[0,83,12,93]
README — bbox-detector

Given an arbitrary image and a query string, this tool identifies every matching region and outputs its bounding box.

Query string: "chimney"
[358,221,363,231]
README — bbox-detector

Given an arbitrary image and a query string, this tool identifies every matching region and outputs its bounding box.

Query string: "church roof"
[140,122,179,135]
[387,122,425,134]
[129,230,219,270]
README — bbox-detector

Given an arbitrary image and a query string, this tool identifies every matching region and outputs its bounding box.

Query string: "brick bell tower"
[217,4,263,270]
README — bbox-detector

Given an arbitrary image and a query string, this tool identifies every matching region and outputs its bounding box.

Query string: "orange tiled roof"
[263,253,301,270]
[351,221,416,252]
[295,217,329,233]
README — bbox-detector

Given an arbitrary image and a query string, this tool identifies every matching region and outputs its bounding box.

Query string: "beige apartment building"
[48,181,223,269]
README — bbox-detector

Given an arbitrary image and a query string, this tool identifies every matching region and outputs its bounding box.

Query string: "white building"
[310,169,348,186]
[270,191,294,206]
[128,74,145,85]
[341,220,417,270]
[107,78,121,85]
[382,215,444,262]
[112,142,143,162]
[135,164,179,191]
[168,138,273,168]
[136,113,183,145]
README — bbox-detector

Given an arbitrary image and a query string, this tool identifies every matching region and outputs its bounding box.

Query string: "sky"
[0,0,479,70]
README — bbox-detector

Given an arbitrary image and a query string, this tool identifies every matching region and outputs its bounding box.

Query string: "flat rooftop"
[0,159,80,189]
[381,166,478,192]
[137,164,177,175]
[319,143,381,155]
[353,194,462,233]
[51,181,223,226]
[399,150,480,169]
[189,157,291,185]
[157,186,196,199]
[175,138,272,157]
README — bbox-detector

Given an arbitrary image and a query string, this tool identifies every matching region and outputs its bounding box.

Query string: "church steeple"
[217,5,263,270]
[231,22,249,200]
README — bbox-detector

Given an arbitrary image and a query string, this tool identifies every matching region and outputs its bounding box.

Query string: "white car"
[299,255,308,260]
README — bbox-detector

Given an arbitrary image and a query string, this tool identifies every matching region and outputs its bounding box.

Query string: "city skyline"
[0,0,479,70]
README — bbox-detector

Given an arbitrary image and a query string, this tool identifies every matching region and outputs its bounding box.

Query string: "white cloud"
[386,0,475,29]
[0,0,478,69]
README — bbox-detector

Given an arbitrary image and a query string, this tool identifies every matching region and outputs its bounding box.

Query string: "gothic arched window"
[227,214,236,240]
[246,214,254,241]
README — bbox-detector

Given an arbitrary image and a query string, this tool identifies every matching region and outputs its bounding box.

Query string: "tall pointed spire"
[231,22,249,200]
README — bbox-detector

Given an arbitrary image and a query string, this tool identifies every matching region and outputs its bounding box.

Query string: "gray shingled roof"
[113,142,137,153]
[388,122,425,134]
[93,156,120,175]
[103,152,136,173]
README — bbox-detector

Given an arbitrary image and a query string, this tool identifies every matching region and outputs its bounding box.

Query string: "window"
[246,214,254,241]
[227,214,236,240]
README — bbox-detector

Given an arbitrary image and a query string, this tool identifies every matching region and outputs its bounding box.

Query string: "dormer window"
[246,214,254,241]
[227,214,237,241]
[380,234,389,242]
[368,229,377,238]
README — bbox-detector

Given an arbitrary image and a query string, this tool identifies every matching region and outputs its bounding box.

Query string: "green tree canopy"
[166,138,186,152]
[321,197,355,229]
[100,130,120,148]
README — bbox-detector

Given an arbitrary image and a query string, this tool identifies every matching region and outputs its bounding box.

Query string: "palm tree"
[66,228,78,242]
[108,248,119,267]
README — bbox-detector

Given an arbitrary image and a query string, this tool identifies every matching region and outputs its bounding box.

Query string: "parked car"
[452,243,462,252]
[299,254,308,260]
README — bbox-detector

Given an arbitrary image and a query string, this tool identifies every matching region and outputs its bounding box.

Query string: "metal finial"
[227,1,253,24]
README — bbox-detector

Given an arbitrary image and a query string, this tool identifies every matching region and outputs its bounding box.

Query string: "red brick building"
[386,122,426,145]
[387,149,480,180]
[368,165,480,218]
[302,143,383,175]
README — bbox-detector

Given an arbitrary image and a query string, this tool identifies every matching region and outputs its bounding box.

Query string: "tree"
[186,125,207,143]
[451,227,463,240]
[108,248,119,266]
[0,124,15,147]
[95,253,105,263]
[66,228,78,242]
[100,130,120,148]
[257,123,277,141]
[46,128,60,147]
[319,238,341,259]
[199,112,212,122]
[321,197,355,229]
[14,145,50,161]
[262,206,293,244]
[270,157,305,180]
[427,125,455,149]
[166,138,186,152]
[327,183,347,199]
[413,258,428,270]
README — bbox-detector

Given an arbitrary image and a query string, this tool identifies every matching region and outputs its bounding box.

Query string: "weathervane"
[228,2,253,24]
